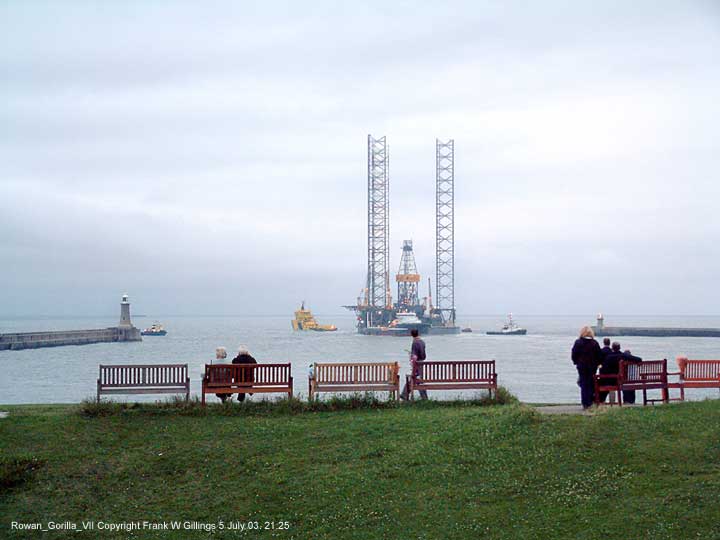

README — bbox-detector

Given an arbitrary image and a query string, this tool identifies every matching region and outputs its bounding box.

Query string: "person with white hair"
[212,346,229,403]
[231,345,257,402]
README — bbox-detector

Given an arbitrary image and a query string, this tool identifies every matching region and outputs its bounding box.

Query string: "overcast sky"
[2,1,719,317]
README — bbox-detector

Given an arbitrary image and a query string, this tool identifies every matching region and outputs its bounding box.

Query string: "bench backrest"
[99,364,188,387]
[620,359,667,385]
[416,360,496,383]
[680,359,720,382]
[313,362,399,384]
[204,363,291,386]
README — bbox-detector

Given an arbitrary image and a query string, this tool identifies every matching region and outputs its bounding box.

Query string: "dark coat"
[232,353,257,365]
[600,351,642,375]
[572,337,602,369]
[232,353,257,383]
[411,338,426,361]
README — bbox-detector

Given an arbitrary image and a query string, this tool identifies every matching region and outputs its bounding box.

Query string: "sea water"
[1,314,719,405]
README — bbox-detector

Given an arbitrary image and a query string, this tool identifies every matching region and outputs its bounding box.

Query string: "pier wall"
[593,326,720,338]
[0,327,142,351]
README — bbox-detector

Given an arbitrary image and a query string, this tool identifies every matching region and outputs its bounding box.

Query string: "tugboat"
[292,302,337,332]
[141,322,167,336]
[487,314,527,335]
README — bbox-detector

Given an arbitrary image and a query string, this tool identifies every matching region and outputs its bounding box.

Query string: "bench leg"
[201,389,206,407]
[97,381,100,403]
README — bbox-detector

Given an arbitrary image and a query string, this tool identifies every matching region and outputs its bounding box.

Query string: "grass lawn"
[1,398,719,539]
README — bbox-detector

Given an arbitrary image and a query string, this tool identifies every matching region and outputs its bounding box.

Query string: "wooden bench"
[593,371,622,407]
[674,358,720,401]
[97,364,190,402]
[308,362,400,400]
[407,360,497,399]
[618,359,669,406]
[201,363,293,405]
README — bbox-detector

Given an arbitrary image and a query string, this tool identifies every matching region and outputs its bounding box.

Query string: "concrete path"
[533,405,587,415]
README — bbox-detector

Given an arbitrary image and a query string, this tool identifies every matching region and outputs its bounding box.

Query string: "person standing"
[400,329,428,400]
[232,345,257,402]
[571,326,602,409]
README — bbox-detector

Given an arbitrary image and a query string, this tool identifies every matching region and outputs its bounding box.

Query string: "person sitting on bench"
[232,345,257,402]
[598,342,642,404]
[212,346,229,403]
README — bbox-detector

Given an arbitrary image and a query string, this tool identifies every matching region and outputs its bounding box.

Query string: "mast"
[435,138,455,326]
[367,135,390,326]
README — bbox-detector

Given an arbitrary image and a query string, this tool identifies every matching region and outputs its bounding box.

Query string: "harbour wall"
[0,327,142,351]
[593,326,720,338]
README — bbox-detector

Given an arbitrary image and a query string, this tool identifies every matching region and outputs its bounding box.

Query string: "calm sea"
[2,314,719,405]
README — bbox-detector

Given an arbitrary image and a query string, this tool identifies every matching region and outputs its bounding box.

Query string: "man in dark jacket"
[400,329,428,400]
[613,344,642,404]
[597,341,623,403]
[232,345,257,402]
[598,342,643,404]
[619,350,643,404]
[571,326,603,409]
[600,338,612,359]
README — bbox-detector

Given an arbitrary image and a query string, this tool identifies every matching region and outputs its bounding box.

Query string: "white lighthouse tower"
[119,293,133,328]
[116,294,142,341]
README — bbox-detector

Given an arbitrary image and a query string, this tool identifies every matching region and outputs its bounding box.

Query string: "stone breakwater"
[0,326,141,351]
[592,326,720,338]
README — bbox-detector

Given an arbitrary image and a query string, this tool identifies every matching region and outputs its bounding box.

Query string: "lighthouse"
[119,294,133,328]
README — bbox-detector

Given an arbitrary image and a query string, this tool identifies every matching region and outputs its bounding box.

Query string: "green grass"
[1,398,719,539]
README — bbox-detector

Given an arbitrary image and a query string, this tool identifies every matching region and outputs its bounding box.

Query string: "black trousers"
[576,364,596,409]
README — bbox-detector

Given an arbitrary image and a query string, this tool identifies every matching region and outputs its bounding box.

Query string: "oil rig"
[344,136,459,335]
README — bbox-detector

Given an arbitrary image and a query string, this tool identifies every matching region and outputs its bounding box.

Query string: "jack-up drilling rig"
[344,136,460,335]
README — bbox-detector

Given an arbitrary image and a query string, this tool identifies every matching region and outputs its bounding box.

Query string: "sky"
[1,0,720,317]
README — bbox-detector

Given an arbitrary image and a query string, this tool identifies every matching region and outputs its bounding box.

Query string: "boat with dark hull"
[141,322,167,336]
[487,314,527,336]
